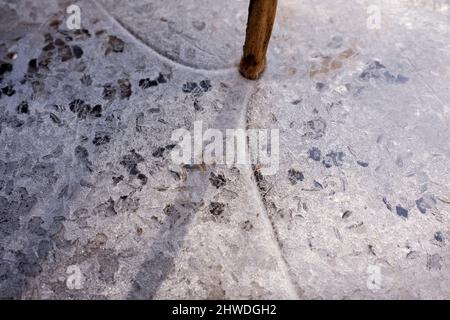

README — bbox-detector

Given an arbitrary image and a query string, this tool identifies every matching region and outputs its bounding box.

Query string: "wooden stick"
[240,0,278,80]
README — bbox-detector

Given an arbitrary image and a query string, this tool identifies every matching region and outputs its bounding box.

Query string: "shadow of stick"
[127,76,255,299]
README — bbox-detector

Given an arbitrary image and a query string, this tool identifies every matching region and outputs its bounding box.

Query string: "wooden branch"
[239,0,278,80]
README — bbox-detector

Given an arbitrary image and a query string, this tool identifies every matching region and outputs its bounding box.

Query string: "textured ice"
[0,0,450,299]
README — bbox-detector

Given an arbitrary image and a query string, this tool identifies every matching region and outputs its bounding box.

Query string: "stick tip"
[239,56,267,80]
